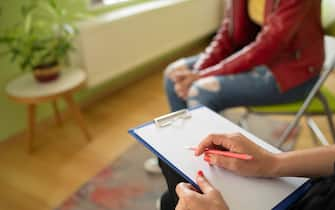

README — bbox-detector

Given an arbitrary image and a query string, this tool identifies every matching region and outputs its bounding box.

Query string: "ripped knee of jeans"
[194,76,220,92]
[187,85,200,107]
[186,77,221,109]
[188,85,199,97]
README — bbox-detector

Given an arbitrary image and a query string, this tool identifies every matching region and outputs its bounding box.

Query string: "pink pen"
[185,146,253,160]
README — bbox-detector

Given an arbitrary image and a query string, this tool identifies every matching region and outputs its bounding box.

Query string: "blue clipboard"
[272,180,312,209]
[128,106,312,210]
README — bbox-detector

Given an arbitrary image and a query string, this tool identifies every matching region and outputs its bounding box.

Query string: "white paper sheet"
[132,106,307,210]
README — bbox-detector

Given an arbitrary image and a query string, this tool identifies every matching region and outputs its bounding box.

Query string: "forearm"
[272,145,335,178]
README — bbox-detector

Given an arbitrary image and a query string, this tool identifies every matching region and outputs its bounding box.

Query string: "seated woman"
[175,133,335,210]
[144,0,324,173]
[165,0,323,112]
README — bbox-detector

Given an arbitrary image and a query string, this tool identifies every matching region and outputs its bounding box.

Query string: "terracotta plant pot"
[33,62,60,83]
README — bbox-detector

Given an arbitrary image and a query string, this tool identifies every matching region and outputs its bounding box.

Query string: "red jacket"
[194,0,324,92]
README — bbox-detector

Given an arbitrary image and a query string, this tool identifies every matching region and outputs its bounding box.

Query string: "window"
[91,0,131,7]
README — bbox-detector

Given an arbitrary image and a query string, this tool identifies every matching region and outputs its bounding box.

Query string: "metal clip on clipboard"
[154,109,192,127]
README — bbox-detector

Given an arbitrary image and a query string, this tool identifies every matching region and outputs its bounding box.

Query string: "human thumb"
[196,170,214,194]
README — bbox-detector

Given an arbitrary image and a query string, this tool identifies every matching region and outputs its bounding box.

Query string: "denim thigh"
[186,66,318,112]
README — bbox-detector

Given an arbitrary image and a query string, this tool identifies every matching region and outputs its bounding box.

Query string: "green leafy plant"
[0,0,85,71]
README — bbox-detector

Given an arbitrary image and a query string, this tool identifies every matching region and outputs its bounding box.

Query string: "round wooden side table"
[6,69,91,153]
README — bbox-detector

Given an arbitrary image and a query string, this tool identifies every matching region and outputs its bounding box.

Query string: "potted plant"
[0,0,83,82]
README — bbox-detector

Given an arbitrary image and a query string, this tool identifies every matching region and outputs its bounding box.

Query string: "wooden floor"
[0,68,334,210]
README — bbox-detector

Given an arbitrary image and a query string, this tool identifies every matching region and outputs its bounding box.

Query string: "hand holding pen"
[187,146,253,160]
[191,133,278,178]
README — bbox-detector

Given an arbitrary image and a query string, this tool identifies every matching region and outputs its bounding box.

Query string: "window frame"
[89,0,153,12]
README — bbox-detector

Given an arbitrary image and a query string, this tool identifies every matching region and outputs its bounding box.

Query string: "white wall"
[75,0,223,87]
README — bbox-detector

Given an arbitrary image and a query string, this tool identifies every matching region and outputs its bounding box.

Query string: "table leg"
[52,101,62,126]
[27,104,36,153]
[64,94,91,141]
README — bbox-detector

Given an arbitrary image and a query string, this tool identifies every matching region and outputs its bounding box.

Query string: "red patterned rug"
[55,144,165,210]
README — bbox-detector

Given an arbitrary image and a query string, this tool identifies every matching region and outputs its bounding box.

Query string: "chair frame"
[240,57,335,150]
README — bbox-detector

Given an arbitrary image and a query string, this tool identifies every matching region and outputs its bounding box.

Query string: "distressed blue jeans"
[165,55,318,112]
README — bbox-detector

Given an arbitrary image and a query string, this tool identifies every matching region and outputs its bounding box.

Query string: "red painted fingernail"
[204,156,210,162]
[197,170,204,177]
